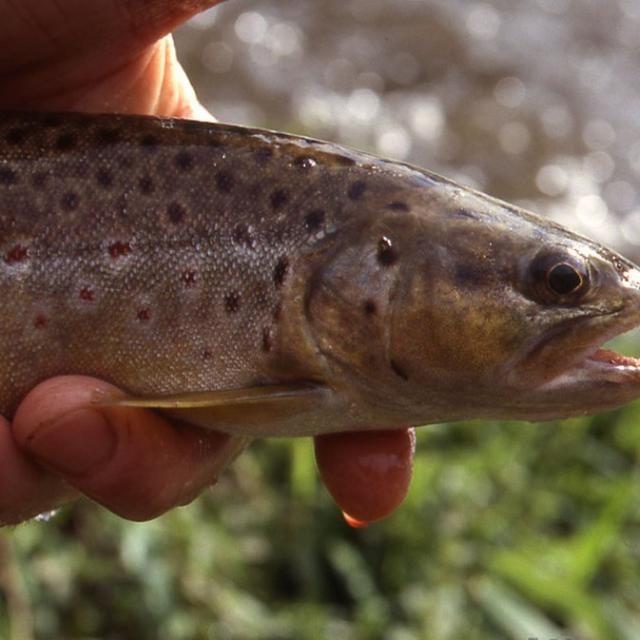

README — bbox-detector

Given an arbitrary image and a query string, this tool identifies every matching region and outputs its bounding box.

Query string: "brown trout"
[2,111,640,440]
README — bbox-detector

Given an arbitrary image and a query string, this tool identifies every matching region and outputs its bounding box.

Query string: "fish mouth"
[498,308,640,420]
[574,344,640,387]
[529,311,640,400]
[510,307,640,392]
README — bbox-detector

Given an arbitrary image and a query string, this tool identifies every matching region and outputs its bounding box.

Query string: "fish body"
[2,111,640,436]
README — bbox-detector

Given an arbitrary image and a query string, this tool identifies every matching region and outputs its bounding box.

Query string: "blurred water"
[176,0,640,259]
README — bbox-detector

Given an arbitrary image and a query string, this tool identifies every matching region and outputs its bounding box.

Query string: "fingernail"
[25,409,117,476]
[342,511,370,528]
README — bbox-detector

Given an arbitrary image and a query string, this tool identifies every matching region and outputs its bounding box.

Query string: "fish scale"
[3,110,640,439]
[0,111,406,422]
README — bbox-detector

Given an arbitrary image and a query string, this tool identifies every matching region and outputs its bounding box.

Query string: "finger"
[314,428,415,527]
[37,36,216,119]
[0,0,224,111]
[0,415,76,525]
[0,0,223,75]
[12,376,242,521]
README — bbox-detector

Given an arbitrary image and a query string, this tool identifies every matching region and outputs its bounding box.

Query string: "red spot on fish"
[4,245,28,264]
[34,314,47,329]
[182,270,197,287]
[79,287,95,302]
[108,241,131,259]
[167,202,186,224]
[137,308,151,322]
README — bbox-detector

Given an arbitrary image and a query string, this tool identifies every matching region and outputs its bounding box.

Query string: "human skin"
[0,0,414,525]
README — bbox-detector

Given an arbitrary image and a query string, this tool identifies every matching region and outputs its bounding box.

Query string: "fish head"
[306,176,640,425]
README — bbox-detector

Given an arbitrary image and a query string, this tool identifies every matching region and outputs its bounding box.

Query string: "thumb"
[12,376,239,521]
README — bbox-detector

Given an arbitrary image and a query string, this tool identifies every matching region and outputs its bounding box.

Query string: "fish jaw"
[522,342,640,420]
[504,269,640,420]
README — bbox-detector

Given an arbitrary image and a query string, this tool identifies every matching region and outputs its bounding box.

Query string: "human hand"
[0,0,415,526]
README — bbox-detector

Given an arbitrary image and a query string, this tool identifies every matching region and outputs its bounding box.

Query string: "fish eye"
[528,251,590,304]
[547,262,583,296]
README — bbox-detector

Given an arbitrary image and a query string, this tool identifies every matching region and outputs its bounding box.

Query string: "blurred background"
[2,0,640,638]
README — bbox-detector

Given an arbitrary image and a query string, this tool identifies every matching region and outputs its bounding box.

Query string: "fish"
[2,110,640,448]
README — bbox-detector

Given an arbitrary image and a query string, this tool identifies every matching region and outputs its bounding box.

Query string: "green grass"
[2,403,640,639]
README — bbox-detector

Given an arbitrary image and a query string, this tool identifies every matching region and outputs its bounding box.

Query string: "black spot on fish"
[139,175,154,194]
[55,132,77,151]
[224,291,240,313]
[141,134,158,149]
[216,171,234,193]
[96,127,121,145]
[270,188,289,210]
[390,359,409,381]
[273,301,282,322]
[348,180,367,200]
[174,151,194,172]
[262,327,273,353]
[232,224,254,248]
[255,147,273,163]
[5,127,28,145]
[32,172,48,189]
[305,209,325,233]
[363,299,377,315]
[377,236,397,267]
[0,167,17,185]
[273,257,289,287]
[387,201,410,212]
[96,168,113,188]
[294,156,317,169]
[454,263,489,288]
[168,202,186,224]
[61,192,80,211]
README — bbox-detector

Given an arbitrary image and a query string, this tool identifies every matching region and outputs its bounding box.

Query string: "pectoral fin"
[100,383,330,436]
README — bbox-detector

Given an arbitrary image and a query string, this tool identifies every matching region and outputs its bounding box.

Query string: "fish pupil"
[547,263,582,295]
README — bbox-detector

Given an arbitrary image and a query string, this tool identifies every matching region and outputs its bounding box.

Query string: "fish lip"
[530,308,640,391]
[508,306,640,390]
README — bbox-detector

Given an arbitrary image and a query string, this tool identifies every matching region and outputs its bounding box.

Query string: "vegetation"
[1,411,639,639]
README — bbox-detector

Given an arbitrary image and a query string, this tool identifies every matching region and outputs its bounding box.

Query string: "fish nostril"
[377,236,398,266]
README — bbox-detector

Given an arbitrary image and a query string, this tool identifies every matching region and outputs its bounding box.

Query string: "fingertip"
[315,428,415,525]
